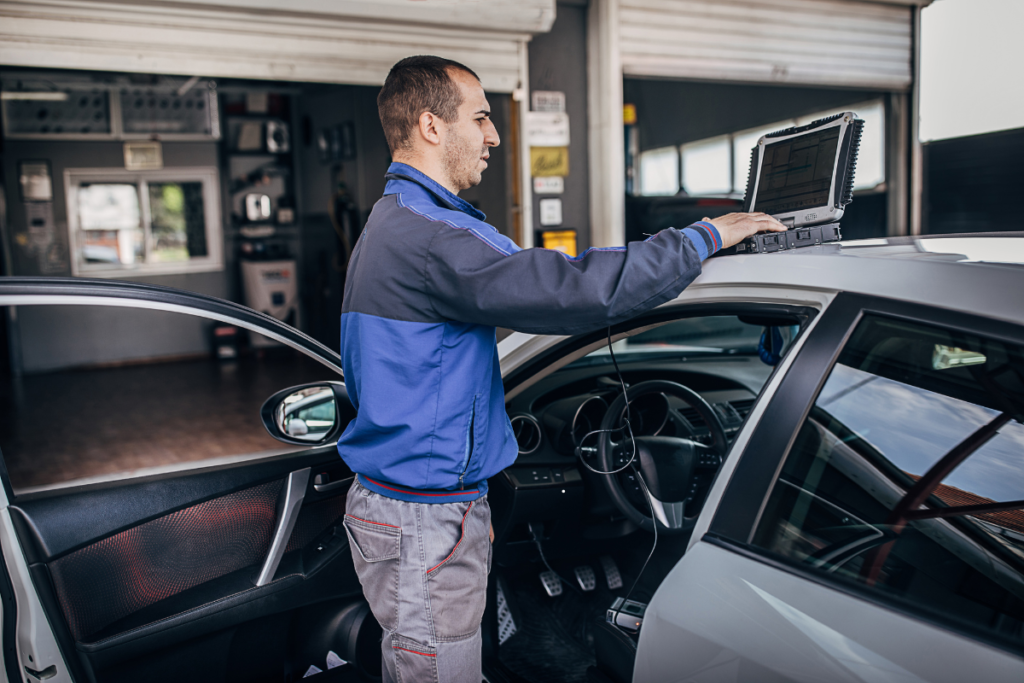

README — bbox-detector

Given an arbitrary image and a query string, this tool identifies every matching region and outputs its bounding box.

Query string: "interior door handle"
[255,467,310,587]
[313,474,353,494]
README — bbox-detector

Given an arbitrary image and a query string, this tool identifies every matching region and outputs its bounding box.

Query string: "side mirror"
[261,381,355,446]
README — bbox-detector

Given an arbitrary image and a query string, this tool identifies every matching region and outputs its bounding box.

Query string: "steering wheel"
[595,380,729,534]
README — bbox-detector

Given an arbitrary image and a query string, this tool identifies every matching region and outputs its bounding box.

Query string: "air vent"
[731,399,755,418]
[678,406,703,428]
[510,415,542,455]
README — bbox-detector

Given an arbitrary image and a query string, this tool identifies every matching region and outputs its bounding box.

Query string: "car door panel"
[13,452,360,680]
[644,293,1024,681]
[636,540,1024,683]
[0,281,371,682]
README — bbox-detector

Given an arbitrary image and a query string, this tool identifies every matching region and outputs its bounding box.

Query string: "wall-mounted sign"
[540,229,577,257]
[123,141,163,170]
[533,176,564,194]
[525,112,569,147]
[530,147,569,177]
[18,161,52,201]
[531,90,566,113]
[539,198,563,227]
[623,103,637,126]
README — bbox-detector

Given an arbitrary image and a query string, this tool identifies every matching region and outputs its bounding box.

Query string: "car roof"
[696,233,1024,326]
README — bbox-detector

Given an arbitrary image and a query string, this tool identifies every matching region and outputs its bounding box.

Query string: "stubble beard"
[442,127,485,192]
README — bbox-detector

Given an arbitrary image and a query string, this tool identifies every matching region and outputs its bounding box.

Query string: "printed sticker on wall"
[539,198,563,227]
[541,229,577,257]
[530,147,569,177]
[531,90,566,113]
[533,177,565,194]
[525,112,570,147]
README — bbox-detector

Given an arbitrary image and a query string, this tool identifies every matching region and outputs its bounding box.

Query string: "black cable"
[571,326,659,610]
[574,328,637,476]
[528,522,579,593]
[622,467,658,606]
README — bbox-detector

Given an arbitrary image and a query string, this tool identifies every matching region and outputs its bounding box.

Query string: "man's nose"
[485,121,500,148]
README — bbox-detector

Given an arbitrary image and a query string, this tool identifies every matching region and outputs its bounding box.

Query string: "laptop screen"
[754,127,841,216]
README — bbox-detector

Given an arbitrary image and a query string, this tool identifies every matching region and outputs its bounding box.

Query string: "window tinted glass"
[0,305,333,492]
[753,315,1024,648]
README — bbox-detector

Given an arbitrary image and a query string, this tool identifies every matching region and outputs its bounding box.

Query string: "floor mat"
[497,577,607,683]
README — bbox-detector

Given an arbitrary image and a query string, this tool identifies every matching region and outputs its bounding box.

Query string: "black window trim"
[707,291,1024,656]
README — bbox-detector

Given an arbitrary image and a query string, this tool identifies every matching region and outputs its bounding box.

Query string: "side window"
[0,304,334,492]
[752,314,1024,648]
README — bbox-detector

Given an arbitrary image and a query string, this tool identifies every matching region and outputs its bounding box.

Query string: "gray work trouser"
[344,480,491,683]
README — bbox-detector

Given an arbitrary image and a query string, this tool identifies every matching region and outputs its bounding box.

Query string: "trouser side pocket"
[343,514,401,632]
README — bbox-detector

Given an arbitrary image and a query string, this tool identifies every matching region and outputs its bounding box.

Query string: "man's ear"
[418,111,443,147]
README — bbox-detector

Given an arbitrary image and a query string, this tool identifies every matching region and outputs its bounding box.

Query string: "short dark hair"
[378,55,480,154]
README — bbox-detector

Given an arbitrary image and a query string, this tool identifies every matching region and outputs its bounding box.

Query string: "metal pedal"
[539,570,563,597]
[496,584,517,645]
[601,555,624,590]
[574,565,597,591]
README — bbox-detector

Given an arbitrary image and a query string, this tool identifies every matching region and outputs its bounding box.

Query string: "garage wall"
[1,140,227,374]
[922,127,1024,236]
[529,0,592,250]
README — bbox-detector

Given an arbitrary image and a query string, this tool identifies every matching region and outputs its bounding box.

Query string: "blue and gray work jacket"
[337,162,722,503]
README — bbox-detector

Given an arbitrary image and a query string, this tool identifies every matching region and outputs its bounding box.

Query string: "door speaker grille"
[49,479,283,641]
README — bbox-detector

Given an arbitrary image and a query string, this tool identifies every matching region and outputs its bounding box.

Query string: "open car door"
[0,278,380,683]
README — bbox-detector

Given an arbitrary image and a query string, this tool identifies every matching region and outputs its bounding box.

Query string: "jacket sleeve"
[423,222,721,336]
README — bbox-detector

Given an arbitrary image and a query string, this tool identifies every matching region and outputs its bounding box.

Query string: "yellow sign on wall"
[541,229,577,257]
[530,146,569,177]
[623,103,637,125]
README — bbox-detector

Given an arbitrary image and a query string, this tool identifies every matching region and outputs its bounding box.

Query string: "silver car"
[0,233,1022,683]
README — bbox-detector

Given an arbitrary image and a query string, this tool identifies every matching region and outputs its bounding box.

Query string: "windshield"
[566,316,795,368]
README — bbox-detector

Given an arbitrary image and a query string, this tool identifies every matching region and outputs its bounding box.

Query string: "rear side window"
[752,314,1024,649]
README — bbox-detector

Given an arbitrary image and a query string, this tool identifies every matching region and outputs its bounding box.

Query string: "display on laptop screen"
[753,127,841,216]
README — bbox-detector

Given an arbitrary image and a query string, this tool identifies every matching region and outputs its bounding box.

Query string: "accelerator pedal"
[600,555,624,590]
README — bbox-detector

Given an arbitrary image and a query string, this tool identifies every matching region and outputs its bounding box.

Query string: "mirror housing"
[260,381,356,446]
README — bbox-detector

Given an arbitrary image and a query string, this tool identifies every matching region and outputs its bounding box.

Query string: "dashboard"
[501,354,771,515]
[506,355,770,464]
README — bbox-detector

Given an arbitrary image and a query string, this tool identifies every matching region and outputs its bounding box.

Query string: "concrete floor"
[0,350,340,491]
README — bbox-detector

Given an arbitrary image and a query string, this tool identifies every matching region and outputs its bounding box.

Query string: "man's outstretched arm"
[424,213,785,336]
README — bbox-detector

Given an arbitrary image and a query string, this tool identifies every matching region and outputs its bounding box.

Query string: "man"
[339,55,785,682]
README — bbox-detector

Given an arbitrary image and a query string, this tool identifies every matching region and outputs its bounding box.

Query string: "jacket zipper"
[460,396,477,490]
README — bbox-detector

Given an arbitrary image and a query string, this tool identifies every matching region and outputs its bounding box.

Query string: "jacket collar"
[383,162,486,222]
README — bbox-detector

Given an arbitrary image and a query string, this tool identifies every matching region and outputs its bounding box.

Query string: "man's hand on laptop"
[704,212,788,249]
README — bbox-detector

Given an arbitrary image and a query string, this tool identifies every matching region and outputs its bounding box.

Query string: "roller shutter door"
[618,0,913,90]
[0,0,551,92]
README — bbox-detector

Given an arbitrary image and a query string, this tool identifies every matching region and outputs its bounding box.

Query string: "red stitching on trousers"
[344,514,400,529]
[426,501,474,574]
[393,645,437,657]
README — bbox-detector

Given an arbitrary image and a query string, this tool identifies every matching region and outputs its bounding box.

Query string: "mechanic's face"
[442,69,499,192]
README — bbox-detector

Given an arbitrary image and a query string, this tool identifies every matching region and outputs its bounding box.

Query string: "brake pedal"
[574,565,597,591]
[539,570,563,597]
[600,555,624,590]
